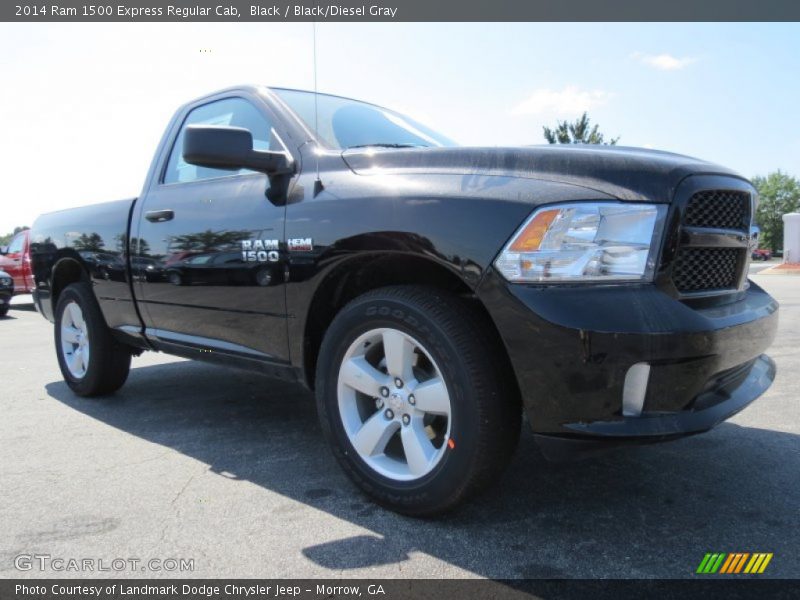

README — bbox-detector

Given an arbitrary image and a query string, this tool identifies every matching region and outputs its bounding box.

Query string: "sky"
[1,22,799,234]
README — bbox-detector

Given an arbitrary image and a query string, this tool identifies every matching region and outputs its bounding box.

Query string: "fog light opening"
[623,362,650,417]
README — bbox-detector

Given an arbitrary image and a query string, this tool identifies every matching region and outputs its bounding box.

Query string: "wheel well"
[51,257,88,311]
[302,254,516,400]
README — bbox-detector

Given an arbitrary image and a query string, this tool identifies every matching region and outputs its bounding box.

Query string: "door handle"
[145,209,174,223]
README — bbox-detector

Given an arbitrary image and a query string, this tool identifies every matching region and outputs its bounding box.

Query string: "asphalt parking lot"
[1,271,798,579]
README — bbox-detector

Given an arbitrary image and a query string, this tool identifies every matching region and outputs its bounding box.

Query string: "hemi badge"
[287,237,313,252]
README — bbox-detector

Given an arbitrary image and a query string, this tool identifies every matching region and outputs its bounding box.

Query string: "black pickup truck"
[0,269,12,316]
[31,86,778,515]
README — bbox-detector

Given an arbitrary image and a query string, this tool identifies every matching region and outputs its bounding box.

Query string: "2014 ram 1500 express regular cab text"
[31,86,778,515]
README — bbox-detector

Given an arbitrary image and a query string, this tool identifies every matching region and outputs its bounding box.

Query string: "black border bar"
[4,0,800,22]
[3,580,800,600]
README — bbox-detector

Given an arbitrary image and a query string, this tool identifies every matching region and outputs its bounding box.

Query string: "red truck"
[751,248,772,261]
[0,229,35,294]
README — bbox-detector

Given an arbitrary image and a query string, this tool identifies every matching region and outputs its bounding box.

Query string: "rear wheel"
[55,282,132,396]
[316,286,520,516]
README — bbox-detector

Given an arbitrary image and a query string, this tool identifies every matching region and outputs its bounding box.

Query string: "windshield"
[272,88,457,150]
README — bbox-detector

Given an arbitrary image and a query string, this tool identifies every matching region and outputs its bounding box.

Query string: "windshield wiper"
[346,143,429,149]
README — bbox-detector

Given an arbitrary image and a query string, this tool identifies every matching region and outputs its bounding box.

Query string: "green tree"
[753,170,800,252]
[169,229,249,253]
[72,232,105,251]
[115,233,151,255]
[0,225,30,246]
[543,113,619,145]
[130,237,151,255]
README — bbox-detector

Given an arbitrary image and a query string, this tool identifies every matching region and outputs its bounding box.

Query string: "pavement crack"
[158,471,198,547]
[171,473,196,506]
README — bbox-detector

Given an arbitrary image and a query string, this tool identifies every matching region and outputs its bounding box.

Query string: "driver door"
[132,96,290,363]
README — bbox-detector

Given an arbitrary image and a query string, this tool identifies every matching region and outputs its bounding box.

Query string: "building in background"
[782,213,800,264]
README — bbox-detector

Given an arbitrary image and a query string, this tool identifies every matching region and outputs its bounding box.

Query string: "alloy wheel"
[337,327,452,481]
[60,301,90,379]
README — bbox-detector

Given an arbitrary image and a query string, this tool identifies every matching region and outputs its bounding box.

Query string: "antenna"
[312,22,324,196]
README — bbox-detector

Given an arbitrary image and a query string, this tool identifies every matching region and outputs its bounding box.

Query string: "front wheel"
[316,286,520,516]
[55,282,132,396]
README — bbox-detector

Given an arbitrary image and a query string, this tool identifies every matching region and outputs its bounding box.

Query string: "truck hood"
[341,145,747,202]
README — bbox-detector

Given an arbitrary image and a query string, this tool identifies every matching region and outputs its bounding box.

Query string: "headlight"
[494,202,666,283]
[0,278,11,287]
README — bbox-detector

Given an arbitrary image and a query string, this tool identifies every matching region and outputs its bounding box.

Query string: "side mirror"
[0,247,6,255]
[182,125,294,175]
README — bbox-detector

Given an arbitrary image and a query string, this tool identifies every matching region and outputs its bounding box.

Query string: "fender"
[288,240,476,387]
[29,197,142,343]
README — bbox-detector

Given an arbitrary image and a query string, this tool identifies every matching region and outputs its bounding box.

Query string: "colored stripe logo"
[696,553,772,574]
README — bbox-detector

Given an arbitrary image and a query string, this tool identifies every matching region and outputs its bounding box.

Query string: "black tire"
[315,285,521,516]
[55,282,132,396]
[0,303,9,317]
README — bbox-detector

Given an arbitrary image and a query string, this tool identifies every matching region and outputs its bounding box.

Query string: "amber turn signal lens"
[508,209,559,252]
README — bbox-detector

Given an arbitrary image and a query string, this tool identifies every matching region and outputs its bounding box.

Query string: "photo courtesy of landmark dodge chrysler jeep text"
[30,86,778,515]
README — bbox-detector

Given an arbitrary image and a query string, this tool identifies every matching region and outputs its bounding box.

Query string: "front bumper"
[477,269,779,452]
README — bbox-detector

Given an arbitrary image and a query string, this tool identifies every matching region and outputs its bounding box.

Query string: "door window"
[7,233,24,254]
[163,98,275,184]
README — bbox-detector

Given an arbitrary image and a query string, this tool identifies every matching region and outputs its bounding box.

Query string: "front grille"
[684,190,750,231]
[672,247,742,293]
[666,186,753,297]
